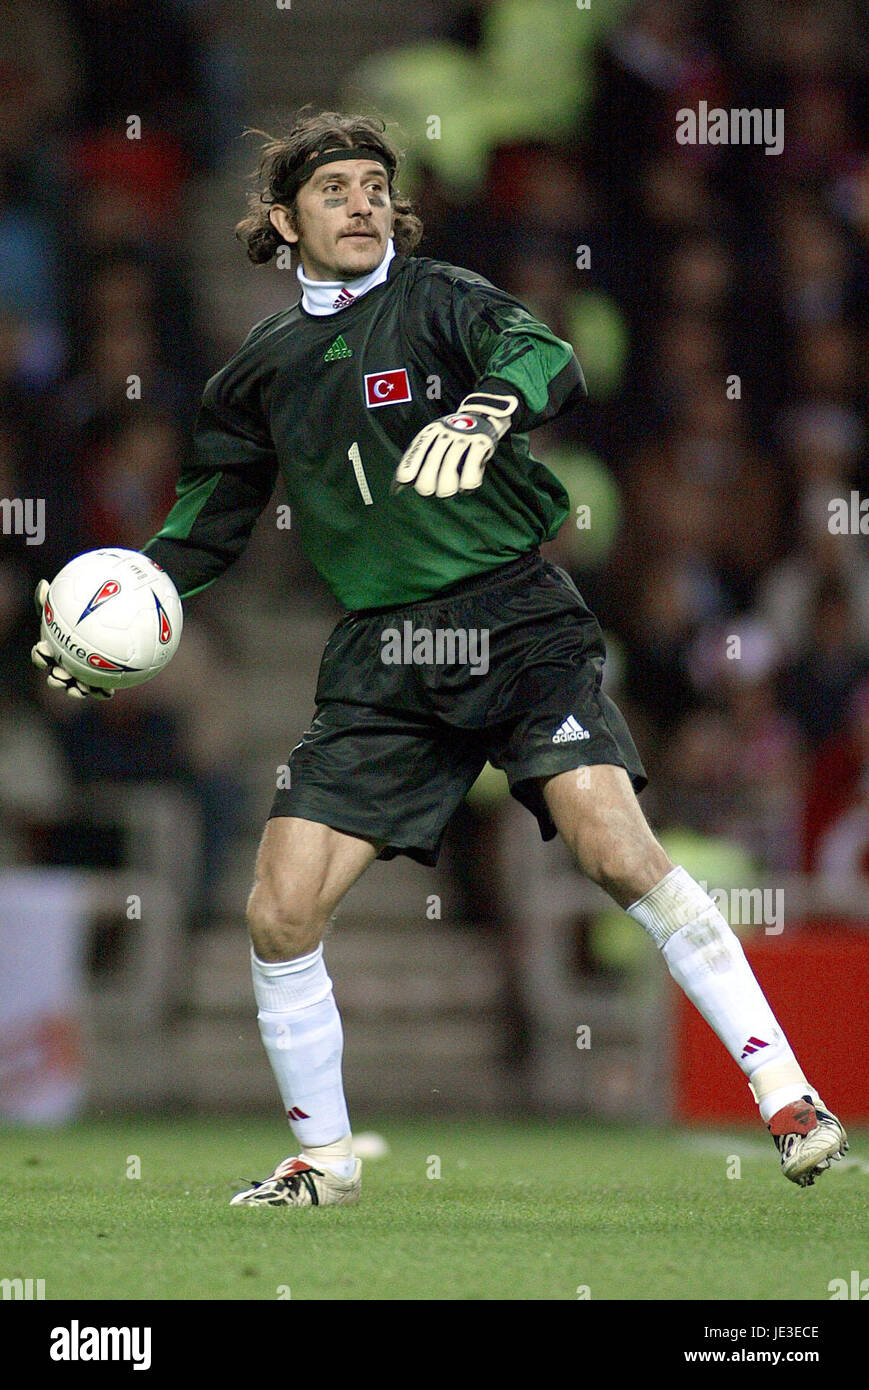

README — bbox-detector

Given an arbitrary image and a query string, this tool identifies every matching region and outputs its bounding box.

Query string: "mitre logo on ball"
[40,548,183,691]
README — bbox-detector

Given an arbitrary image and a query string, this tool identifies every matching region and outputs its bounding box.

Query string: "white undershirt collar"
[297,239,396,316]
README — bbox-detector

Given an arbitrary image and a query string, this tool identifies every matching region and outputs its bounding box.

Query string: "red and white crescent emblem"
[364,369,412,408]
[447,414,476,431]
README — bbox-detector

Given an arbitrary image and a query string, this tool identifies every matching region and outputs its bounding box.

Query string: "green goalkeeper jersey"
[144,254,586,610]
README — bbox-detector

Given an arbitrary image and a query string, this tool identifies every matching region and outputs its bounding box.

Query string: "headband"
[282,146,393,199]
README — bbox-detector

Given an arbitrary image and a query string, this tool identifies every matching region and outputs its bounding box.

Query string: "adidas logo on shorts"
[552,715,590,743]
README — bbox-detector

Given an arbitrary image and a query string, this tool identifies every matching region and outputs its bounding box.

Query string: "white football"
[41,548,183,691]
[352,1132,390,1160]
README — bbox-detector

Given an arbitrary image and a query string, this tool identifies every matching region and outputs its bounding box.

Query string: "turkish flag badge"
[364,368,412,408]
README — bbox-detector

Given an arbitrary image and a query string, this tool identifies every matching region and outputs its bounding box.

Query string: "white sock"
[251,944,355,1174]
[627,867,815,1122]
[300,1134,357,1181]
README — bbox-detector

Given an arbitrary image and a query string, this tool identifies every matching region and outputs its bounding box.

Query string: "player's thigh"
[542,765,672,907]
[247,815,383,949]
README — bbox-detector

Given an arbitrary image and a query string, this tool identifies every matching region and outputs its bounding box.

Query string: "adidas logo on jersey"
[324,335,353,361]
[552,715,590,743]
[332,288,356,311]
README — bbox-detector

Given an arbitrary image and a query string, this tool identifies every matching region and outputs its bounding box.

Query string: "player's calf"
[628,868,846,1186]
[543,765,673,907]
[545,770,845,1189]
[235,817,379,1207]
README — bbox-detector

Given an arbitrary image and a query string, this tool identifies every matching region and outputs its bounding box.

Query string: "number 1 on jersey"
[348,442,373,505]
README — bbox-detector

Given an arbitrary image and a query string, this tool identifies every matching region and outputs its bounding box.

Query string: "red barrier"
[673,925,869,1123]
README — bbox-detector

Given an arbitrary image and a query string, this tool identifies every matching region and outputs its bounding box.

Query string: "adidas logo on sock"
[552,715,590,743]
[740,1036,770,1059]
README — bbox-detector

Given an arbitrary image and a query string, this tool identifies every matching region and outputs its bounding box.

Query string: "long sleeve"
[142,370,279,600]
[446,273,587,432]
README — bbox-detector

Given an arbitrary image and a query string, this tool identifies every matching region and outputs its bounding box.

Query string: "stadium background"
[0,0,867,1131]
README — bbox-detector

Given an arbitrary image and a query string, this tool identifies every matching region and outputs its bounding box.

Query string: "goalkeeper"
[33,111,846,1205]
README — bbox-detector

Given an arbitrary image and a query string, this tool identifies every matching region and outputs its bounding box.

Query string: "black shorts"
[269,549,647,865]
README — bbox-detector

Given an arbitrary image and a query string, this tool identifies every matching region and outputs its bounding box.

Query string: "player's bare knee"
[245,881,327,962]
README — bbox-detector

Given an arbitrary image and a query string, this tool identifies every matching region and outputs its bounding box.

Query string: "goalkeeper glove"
[392,390,519,498]
[31,579,113,699]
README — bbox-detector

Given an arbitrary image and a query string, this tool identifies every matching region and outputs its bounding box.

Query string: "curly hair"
[235,110,423,264]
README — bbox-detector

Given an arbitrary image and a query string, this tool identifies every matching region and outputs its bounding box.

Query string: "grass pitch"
[1,1116,865,1302]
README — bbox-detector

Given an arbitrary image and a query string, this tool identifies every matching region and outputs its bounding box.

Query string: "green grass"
[0,1117,865,1301]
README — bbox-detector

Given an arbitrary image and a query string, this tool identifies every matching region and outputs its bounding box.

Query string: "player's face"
[275,160,394,281]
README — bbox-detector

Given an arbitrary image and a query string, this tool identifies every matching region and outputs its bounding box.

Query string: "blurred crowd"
[0,0,244,920]
[369,0,869,886]
[0,0,867,928]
